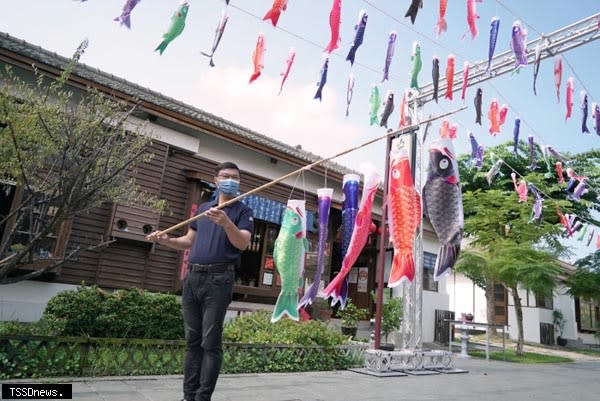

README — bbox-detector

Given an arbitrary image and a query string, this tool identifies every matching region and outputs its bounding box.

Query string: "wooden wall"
[58,139,321,293]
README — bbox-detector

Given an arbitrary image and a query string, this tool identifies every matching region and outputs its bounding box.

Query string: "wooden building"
[0,32,382,314]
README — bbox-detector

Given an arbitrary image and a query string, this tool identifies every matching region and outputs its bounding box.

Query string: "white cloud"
[184,66,366,160]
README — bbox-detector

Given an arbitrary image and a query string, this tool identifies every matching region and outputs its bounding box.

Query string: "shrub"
[336,298,368,328]
[223,310,348,347]
[1,309,364,378]
[381,296,403,342]
[41,284,184,339]
[370,291,403,342]
[221,310,361,373]
[0,319,59,336]
[0,333,81,379]
[42,284,106,337]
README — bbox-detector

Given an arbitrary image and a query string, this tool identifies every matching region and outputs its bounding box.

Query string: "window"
[579,299,600,331]
[493,283,507,325]
[535,292,554,310]
[0,181,17,242]
[0,182,71,268]
[423,251,438,292]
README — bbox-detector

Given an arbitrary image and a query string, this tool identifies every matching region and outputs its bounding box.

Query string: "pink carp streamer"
[324,170,380,308]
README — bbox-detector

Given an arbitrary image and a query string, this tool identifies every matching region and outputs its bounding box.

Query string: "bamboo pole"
[152,106,466,237]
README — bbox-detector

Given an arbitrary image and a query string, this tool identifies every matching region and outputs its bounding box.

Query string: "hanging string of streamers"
[228,2,383,78]
[415,3,600,199]
[153,106,466,236]
[358,1,599,197]
[99,1,600,146]
[494,0,596,101]
[436,99,600,243]
[91,1,600,242]
[353,0,600,208]
[484,78,600,194]
[486,0,600,194]
[250,0,600,238]
[485,156,599,244]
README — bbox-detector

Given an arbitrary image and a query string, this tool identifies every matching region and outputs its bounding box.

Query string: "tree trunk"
[485,279,498,336]
[511,285,524,355]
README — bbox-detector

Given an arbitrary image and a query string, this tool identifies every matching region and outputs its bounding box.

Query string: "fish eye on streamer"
[392,168,400,179]
[291,216,299,225]
[439,158,450,170]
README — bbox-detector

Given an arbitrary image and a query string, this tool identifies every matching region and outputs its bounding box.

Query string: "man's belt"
[188,263,235,273]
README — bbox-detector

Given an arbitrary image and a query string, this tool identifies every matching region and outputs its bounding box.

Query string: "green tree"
[493,241,561,353]
[456,141,599,354]
[567,251,600,302]
[0,41,160,284]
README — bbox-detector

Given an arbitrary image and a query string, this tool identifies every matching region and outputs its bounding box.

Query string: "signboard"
[357,267,368,293]
[262,271,273,286]
[348,268,358,284]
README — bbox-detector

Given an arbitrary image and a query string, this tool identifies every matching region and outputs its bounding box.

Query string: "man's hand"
[146,230,170,245]
[205,207,233,228]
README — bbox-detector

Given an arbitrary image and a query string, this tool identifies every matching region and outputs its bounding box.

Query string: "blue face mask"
[218,178,239,196]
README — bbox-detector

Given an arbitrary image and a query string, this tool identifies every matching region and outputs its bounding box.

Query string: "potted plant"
[370,291,403,350]
[337,298,368,339]
[553,309,567,346]
[381,296,403,349]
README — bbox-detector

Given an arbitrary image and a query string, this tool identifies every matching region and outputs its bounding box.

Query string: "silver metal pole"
[413,94,425,352]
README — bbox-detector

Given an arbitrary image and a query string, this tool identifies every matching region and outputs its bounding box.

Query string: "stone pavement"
[3,357,600,401]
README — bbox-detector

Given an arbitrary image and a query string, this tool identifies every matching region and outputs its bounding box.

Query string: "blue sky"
[2,1,598,167]
[2,1,599,257]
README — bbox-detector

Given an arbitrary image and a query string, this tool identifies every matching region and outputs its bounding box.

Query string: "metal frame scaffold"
[418,12,600,106]
[368,12,600,373]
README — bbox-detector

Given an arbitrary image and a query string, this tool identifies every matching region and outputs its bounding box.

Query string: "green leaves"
[568,250,600,301]
[223,309,348,347]
[459,140,600,301]
[0,46,160,282]
[491,242,561,293]
[380,296,403,339]
[41,285,184,340]
[455,249,491,288]
[457,141,586,354]
[336,298,368,328]
[221,310,362,373]
[457,140,589,274]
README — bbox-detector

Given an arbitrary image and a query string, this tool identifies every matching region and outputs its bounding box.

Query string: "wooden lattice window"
[535,292,554,310]
[0,182,72,272]
[579,298,600,332]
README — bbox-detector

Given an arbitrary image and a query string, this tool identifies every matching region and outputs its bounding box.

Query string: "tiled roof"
[0,32,356,176]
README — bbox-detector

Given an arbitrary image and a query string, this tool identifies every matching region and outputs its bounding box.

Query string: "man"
[147,162,253,401]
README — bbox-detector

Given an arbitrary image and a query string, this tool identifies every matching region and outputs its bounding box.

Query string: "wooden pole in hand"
[152,106,467,237]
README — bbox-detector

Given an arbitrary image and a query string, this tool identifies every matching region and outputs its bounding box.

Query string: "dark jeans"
[182,269,234,401]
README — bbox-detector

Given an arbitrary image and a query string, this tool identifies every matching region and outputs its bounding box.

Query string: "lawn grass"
[468,349,573,363]
[469,333,600,360]
[555,348,600,357]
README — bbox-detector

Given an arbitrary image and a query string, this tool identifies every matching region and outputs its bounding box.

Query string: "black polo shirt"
[188,200,254,264]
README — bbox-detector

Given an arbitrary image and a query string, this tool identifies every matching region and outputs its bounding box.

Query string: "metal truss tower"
[417,12,600,106]
[400,12,600,354]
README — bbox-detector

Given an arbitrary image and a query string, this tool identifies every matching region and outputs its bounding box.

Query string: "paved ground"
[3,354,600,401]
